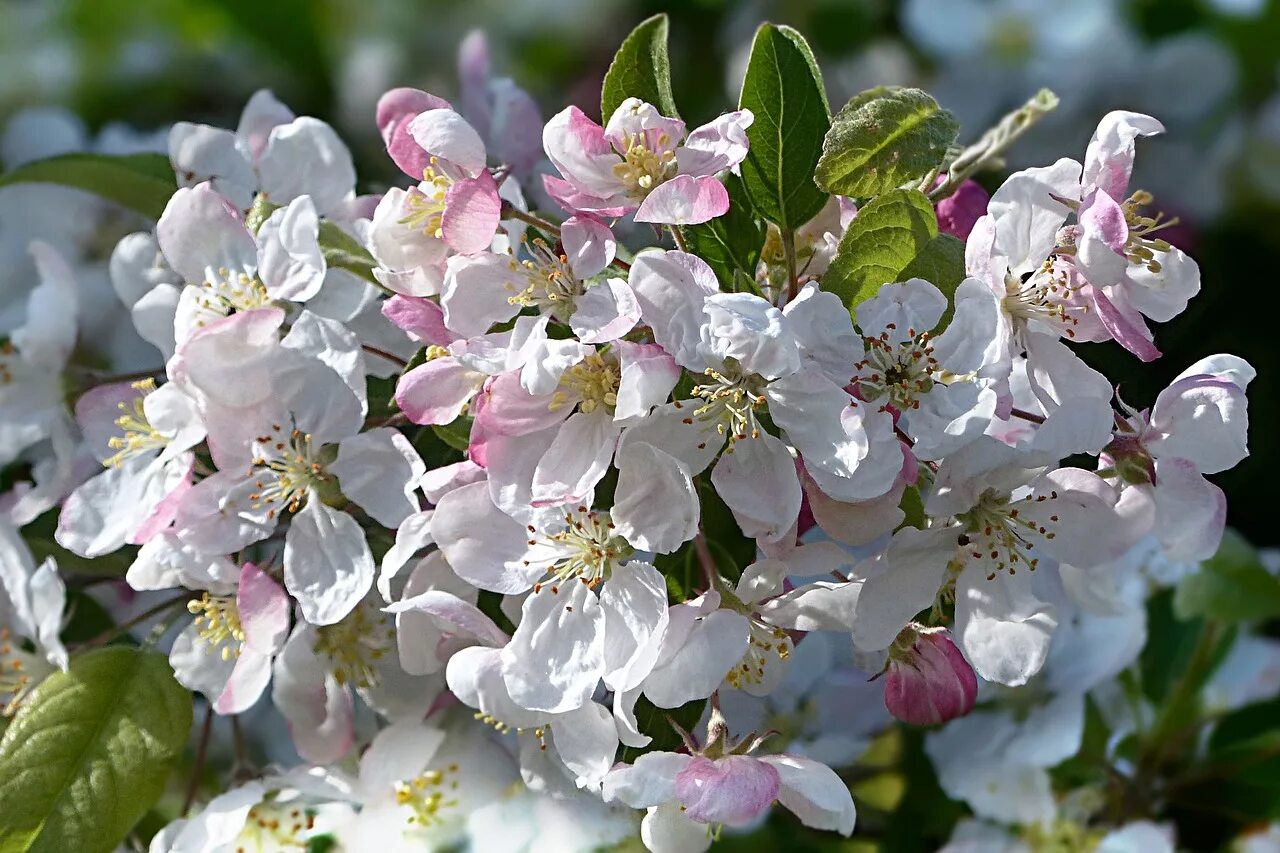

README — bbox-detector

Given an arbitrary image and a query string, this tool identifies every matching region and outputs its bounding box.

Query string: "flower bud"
[933,179,989,241]
[883,625,977,726]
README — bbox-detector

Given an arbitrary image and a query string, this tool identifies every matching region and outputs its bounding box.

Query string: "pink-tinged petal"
[543,105,626,200]
[1083,111,1164,200]
[395,357,483,425]
[1079,189,1129,253]
[384,589,509,648]
[1090,286,1160,362]
[615,341,680,420]
[408,108,487,176]
[377,88,451,179]
[634,175,729,225]
[156,183,257,284]
[75,381,144,464]
[457,31,492,139]
[933,178,989,241]
[676,109,754,177]
[128,457,195,545]
[272,627,355,764]
[675,755,780,827]
[442,170,501,254]
[884,626,977,726]
[1152,459,1226,562]
[487,80,545,179]
[469,370,566,438]
[237,562,291,655]
[215,649,272,715]
[561,215,616,278]
[571,278,641,345]
[236,89,294,162]
[541,174,631,217]
[381,294,456,345]
[170,307,286,409]
[441,252,523,337]
[1148,375,1249,474]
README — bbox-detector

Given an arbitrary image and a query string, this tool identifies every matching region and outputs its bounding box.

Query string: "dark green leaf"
[432,417,473,453]
[738,24,831,230]
[822,188,937,312]
[1174,529,1280,623]
[679,174,766,289]
[897,486,926,531]
[816,87,959,198]
[0,153,175,220]
[618,694,705,763]
[0,647,193,853]
[601,14,678,121]
[900,233,966,328]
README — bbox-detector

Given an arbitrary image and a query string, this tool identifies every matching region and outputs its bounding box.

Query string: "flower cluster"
[0,21,1262,853]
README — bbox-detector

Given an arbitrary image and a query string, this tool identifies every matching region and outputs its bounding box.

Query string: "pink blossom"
[884,625,978,727]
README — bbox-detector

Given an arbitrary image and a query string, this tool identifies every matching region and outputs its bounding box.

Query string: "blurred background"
[0,0,1276,525]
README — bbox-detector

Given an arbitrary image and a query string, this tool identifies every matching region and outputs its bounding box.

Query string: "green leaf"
[738,23,831,231]
[317,220,380,285]
[432,416,474,453]
[1174,529,1280,623]
[679,174,766,289]
[900,232,966,328]
[0,153,175,220]
[618,695,705,763]
[897,486,925,531]
[822,188,938,312]
[815,87,959,198]
[0,647,193,853]
[601,14,678,122]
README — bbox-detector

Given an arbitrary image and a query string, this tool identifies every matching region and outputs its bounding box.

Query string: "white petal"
[502,582,606,713]
[432,481,543,594]
[711,432,800,544]
[331,428,424,528]
[600,561,670,692]
[761,754,856,835]
[613,443,698,554]
[257,117,356,213]
[284,499,375,626]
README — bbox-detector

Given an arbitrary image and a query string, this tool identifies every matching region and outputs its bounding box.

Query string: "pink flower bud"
[884,625,977,726]
[933,179,989,241]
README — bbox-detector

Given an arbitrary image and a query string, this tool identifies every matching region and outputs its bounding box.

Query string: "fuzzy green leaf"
[0,647,193,853]
[816,87,959,198]
[822,188,938,312]
[738,23,831,231]
[0,153,175,220]
[601,14,678,122]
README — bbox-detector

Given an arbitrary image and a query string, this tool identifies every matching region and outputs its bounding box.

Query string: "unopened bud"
[884,625,977,727]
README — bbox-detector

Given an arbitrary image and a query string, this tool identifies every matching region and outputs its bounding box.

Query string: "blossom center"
[532,508,632,588]
[726,618,792,690]
[234,801,316,851]
[612,133,676,198]
[400,159,454,239]
[682,365,768,444]
[187,593,245,661]
[249,425,329,519]
[313,603,395,689]
[104,379,168,467]
[394,763,461,828]
[195,265,271,323]
[955,488,1060,580]
[1002,261,1084,338]
[551,352,620,415]
[0,626,46,716]
[506,238,581,314]
[856,327,938,411]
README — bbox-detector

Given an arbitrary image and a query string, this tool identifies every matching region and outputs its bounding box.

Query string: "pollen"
[187,593,246,660]
[313,603,395,690]
[103,379,169,468]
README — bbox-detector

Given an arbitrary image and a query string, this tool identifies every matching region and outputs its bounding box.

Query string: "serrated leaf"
[0,647,193,853]
[822,188,937,312]
[816,87,959,198]
[1174,529,1280,624]
[738,24,831,231]
[679,174,765,289]
[601,14,678,122]
[0,153,175,220]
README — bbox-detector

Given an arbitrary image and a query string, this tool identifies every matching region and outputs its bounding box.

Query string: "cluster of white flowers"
[0,26,1258,853]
